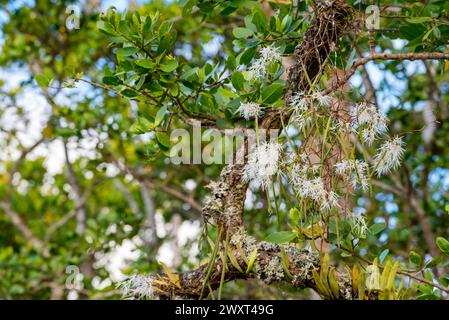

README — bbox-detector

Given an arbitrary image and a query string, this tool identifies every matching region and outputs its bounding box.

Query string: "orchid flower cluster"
[118,274,155,299]
[236,45,282,120]
[248,44,283,80]
[241,88,405,239]
[289,91,333,130]
[237,102,263,120]
[243,142,282,190]
[234,42,405,240]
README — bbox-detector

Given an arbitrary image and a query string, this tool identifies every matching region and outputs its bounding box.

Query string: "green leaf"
[424,256,443,269]
[369,222,386,236]
[406,17,432,24]
[199,92,215,110]
[251,8,267,32]
[245,248,258,274]
[102,76,122,86]
[416,294,438,300]
[121,89,138,98]
[115,47,139,57]
[160,59,178,72]
[231,72,245,91]
[379,249,389,263]
[154,106,167,127]
[181,0,195,16]
[265,231,296,244]
[35,74,52,88]
[220,5,237,16]
[238,47,256,65]
[118,20,134,36]
[289,207,301,223]
[156,132,170,148]
[135,59,156,69]
[226,55,236,71]
[436,237,449,256]
[129,117,154,134]
[97,21,116,35]
[409,251,422,266]
[261,82,284,104]
[232,27,254,39]
[143,16,153,34]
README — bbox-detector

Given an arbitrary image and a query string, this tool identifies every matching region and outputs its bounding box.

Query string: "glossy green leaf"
[232,27,254,39]
[409,251,422,266]
[265,231,296,244]
[369,222,387,236]
[160,59,178,72]
[261,82,284,104]
[436,237,449,256]
[135,59,156,69]
[115,47,139,57]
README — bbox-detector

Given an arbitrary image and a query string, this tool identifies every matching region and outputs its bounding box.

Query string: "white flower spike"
[351,102,388,145]
[119,274,155,299]
[374,136,405,177]
[243,142,282,190]
[237,102,263,120]
[248,44,282,79]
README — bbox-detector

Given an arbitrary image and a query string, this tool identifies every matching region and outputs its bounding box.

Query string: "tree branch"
[324,52,449,94]
[63,139,87,235]
[114,179,142,217]
[1,137,46,249]
[110,154,204,214]
[0,201,44,249]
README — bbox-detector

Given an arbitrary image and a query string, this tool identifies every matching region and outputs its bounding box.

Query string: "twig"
[325,52,449,94]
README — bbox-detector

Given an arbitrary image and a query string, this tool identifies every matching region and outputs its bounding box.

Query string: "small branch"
[63,139,87,235]
[0,201,44,249]
[8,137,46,195]
[110,154,203,214]
[1,137,46,249]
[140,185,157,246]
[77,78,125,98]
[114,180,142,217]
[43,182,99,243]
[424,61,448,120]
[371,180,402,196]
[143,180,203,214]
[325,52,449,94]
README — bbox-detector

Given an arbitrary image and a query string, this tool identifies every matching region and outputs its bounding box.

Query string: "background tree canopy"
[0,0,448,300]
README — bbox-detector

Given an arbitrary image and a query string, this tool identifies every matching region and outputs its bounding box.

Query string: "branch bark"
[325,52,449,94]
